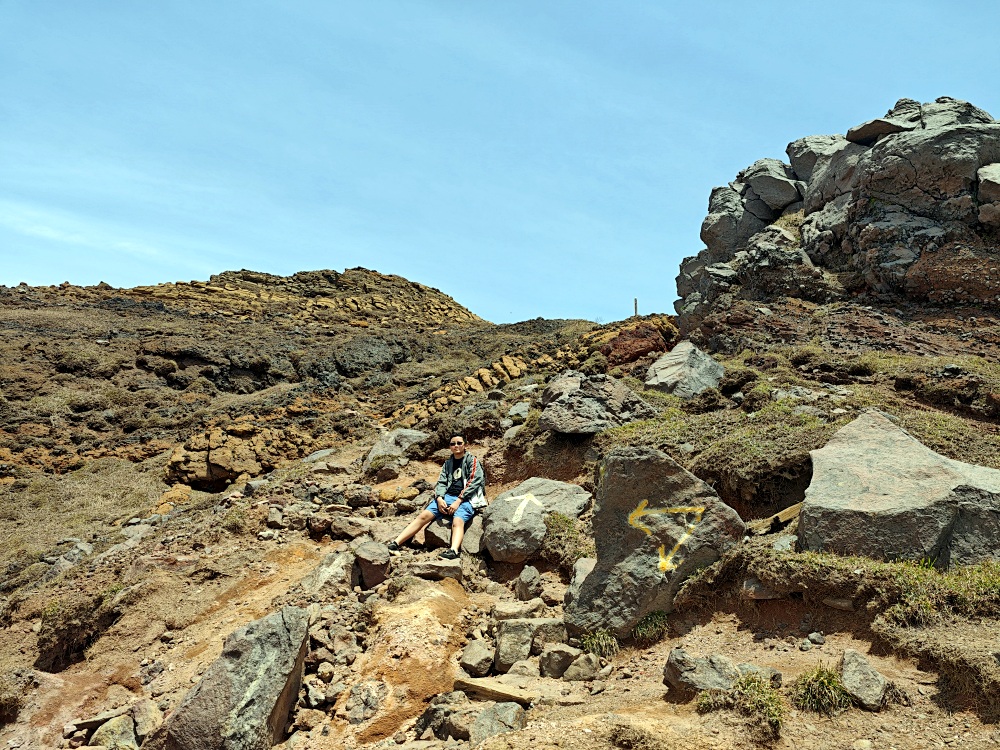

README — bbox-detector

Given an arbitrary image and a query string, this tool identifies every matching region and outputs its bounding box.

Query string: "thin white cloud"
[0,200,162,258]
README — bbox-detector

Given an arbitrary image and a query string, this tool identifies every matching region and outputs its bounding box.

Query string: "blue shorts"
[427,494,475,523]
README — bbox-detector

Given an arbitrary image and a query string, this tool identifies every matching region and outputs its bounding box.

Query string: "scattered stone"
[645,341,725,399]
[515,566,543,601]
[344,680,388,724]
[452,677,537,706]
[354,540,390,589]
[460,640,495,678]
[539,644,582,679]
[839,649,887,711]
[299,551,354,595]
[90,714,138,749]
[469,703,527,747]
[130,700,163,742]
[662,648,740,692]
[508,659,539,677]
[562,653,601,682]
[266,506,285,529]
[75,707,132,733]
[293,708,327,732]
[538,371,656,434]
[808,632,826,645]
[492,598,546,621]
[410,558,463,582]
[362,429,429,474]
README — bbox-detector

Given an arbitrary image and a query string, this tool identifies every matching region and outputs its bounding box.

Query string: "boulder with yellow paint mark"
[564,446,744,638]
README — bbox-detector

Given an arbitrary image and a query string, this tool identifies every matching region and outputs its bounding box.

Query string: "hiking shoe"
[387,541,400,552]
[439,548,459,560]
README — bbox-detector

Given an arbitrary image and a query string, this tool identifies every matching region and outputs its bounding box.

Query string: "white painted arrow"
[509,493,543,523]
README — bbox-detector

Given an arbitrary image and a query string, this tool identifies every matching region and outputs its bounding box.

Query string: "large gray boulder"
[786,134,849,182]
[857,122,1000,224]
[160,607,309,750]
[481,478,591,564]
[677,97,1000,340]
[539,371,656,434]
[803,137,868,213]
[645,342,724,399]
[799,410,1000,567]
[846,98,923,146]
[564,447,745,638]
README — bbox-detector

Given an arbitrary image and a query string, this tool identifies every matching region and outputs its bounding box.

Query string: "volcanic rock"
[564,447,745,637]
[799,410,1000,567]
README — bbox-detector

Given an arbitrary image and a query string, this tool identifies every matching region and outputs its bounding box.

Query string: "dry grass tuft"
[608,723,667,750]
[790,665,853,716]
[697,672,785,743]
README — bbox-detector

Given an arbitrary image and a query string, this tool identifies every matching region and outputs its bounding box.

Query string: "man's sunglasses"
[450,441,464,446]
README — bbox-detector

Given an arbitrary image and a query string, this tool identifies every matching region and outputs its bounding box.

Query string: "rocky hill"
[3,98,1000,750]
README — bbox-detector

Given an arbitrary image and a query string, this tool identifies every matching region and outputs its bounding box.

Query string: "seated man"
[387,434,486,559]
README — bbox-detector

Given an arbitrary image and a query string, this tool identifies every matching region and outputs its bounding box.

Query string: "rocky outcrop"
[564,447,745,638]
[799,410,1000,567]
[156,606,309,750]
[676,97,1000,340]
[539,371,656,434]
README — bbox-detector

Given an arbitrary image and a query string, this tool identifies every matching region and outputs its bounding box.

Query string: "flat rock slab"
[452,677,537,706]
[564,447,745,638]
[410,558,463,582]
[800,410,1000,567]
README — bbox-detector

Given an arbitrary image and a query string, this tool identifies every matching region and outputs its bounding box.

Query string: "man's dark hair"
[449,434,465,443]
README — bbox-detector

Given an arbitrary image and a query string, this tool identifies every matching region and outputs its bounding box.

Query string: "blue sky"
[2,1,998,323]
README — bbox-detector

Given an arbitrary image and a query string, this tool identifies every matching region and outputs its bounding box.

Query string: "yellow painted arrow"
[627,500,706,572]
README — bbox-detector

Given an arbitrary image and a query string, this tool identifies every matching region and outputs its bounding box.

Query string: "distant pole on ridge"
[634,298,638,318]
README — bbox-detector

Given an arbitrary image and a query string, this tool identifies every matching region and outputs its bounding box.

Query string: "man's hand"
[436,496,450,514]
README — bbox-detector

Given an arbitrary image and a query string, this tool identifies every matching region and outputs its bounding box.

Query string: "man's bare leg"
[449,516,466,553]
[394,509,435,546]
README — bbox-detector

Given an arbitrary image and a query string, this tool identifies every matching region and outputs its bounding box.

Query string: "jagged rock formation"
[677,97,1000,342]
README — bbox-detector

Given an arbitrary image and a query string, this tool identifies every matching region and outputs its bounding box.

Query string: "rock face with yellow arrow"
[564,446,745,638]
